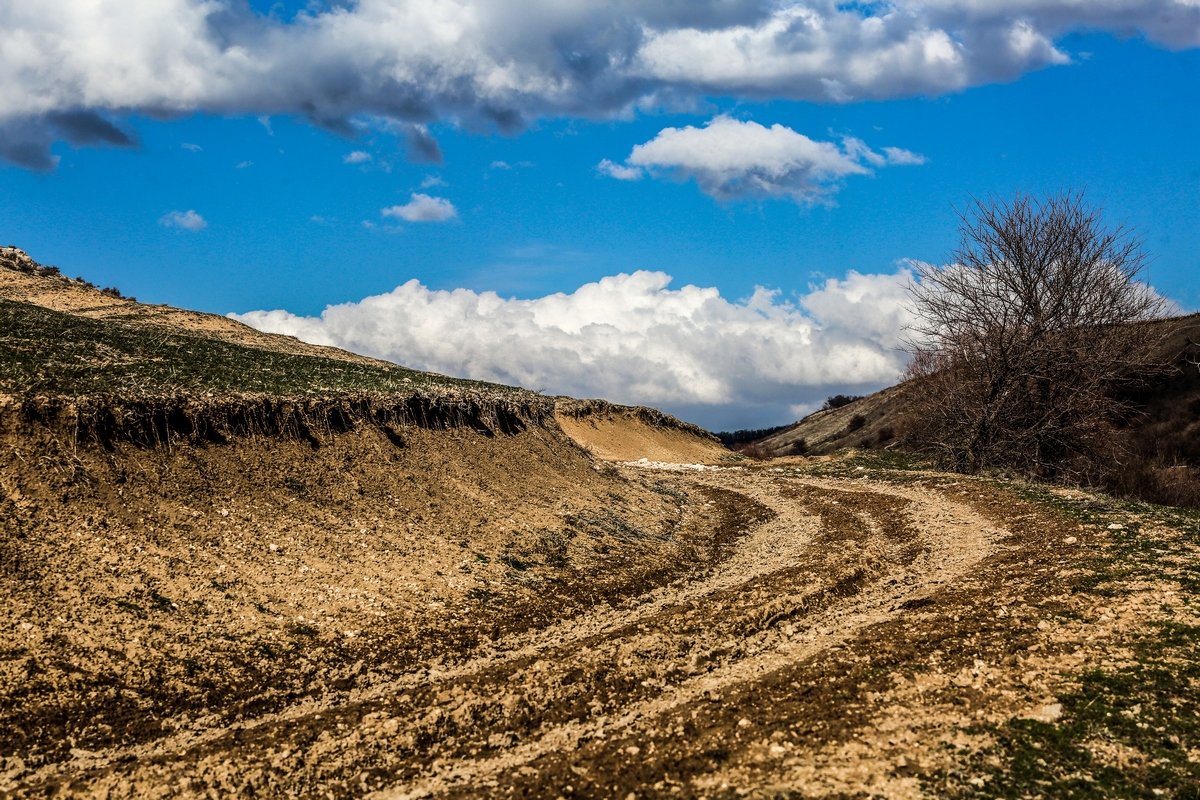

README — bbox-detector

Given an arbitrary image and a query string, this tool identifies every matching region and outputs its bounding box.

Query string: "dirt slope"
[750,384,914,458]
[7,455,1197,797]
[555,398,732,464]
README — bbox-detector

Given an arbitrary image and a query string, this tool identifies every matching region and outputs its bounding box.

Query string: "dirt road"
[378,464,1003,799]
[16,459,1061,798]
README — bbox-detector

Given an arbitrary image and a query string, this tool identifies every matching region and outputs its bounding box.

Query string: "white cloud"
[236,160,253,169]
[344,150,372,165]
[881,146,928,166]
[0,1,1196,168]
[158,209,207,231]
[420,174,447,189]
[381,193,458,223]
[181,142,202,152]
[597,158,645,181]
[605,116,924,203]
[231,268,918,429]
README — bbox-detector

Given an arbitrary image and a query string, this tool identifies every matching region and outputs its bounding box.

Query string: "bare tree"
[904,192,1169,477]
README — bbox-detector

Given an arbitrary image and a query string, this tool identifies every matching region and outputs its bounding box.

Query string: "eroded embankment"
[555,398,731,464]
[0,393,768,791]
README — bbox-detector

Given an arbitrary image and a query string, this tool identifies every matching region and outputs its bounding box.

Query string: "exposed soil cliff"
[555,398,731,464]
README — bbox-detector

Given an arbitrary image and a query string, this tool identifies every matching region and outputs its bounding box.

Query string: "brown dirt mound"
[555,398,731,464]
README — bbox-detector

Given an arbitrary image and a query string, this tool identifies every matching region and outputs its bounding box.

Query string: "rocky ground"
[4,447,1198,798]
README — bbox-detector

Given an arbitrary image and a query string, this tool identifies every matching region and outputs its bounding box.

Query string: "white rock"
[1023,702,1063,723]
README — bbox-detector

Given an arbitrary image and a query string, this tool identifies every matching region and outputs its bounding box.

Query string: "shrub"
[821,394,863,411]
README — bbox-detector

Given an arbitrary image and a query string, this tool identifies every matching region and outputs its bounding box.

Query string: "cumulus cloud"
[381,193,458,223]
[158,209,207,231]
[604,116,924,203]
[231,268,917,429]
[343,150,372,164]
[0,1,1196,168]
[597,158,645,181]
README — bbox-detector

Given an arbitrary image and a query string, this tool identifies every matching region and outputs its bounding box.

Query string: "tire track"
[378,467,1004,799]
[15,466,1005,798]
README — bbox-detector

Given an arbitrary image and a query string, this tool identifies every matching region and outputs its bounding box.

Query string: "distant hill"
[740,384,915,458]
[746,313,1200,503]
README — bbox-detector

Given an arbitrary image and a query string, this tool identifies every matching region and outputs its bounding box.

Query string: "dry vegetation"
[904,193,1169,479]
[747,195,1200,508]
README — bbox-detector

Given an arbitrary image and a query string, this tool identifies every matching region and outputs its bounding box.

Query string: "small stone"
[625,745,640,757]
[1024,702,1063,723]
[737,718,752,729]
[1064,536,1077,544]
[1107,523,1125,531]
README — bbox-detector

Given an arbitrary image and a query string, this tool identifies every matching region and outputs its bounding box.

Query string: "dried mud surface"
[6,424,1196,799]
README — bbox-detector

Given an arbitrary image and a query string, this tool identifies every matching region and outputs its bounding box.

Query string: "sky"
[1,1,1198,430]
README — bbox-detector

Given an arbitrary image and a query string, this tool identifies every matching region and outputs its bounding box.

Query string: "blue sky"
[2,3,1198,429]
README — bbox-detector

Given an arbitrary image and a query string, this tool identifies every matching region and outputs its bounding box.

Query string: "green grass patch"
[953,623,1200,799]
[939,482,1200,797]
[0,298,512,398]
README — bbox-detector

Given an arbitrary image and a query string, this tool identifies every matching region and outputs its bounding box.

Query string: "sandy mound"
[555,398,731,464]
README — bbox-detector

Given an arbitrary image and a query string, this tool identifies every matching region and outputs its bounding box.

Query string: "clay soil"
[4,406,1198,798]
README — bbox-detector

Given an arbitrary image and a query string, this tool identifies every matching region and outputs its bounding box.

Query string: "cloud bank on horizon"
[232,268,917,429]
[1,0,1198,170]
